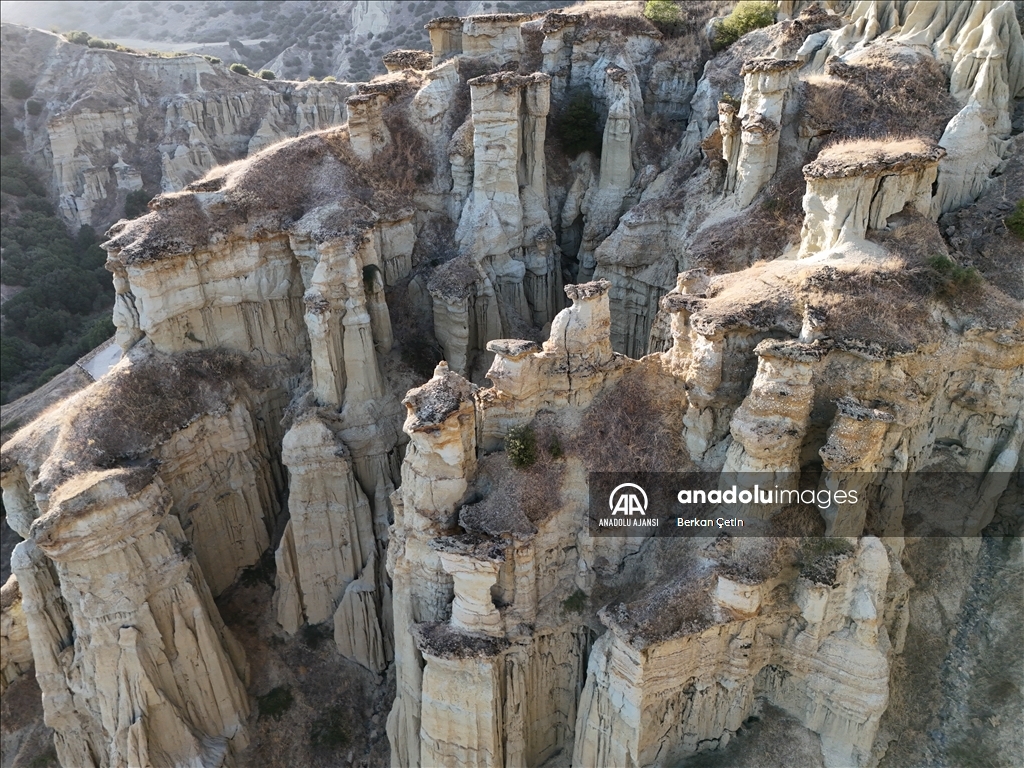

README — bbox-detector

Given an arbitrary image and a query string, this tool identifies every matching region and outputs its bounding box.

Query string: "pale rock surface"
[0,576,33,695]
[727,58,801,207]
[2,25,354,230]
[273,413,375,634]
[930,100,1004,217]
[12,469,249,768]
[798,140,945,258]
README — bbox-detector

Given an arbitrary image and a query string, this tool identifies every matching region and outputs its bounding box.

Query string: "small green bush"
[556,88,603,157]
[229,62,251,75]
[257,686,294,720]
[86,37,114,49]
[548,435,564,459]
[505,424,537,469]
[322,75,337,82]
[310,705,349,750]
[203,55,222,64]
[25,100,43,116]
[713,1,776,51]
[1006,199,1024,239]
[562,588,587,615]
[258,69,276,80]
[8,78,32,99]
[124,189,153,218]
[644,0,680,28]
[928,254,982,291]
[65,30,92,45]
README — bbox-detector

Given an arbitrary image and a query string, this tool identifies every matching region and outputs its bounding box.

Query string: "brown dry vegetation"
[687,164,806,272]
[802,44,958,144]
[572,361,690,472]
[687,238,1021,354]
[1,350,274,490]
[604,562,716,644]
[461,430,567,537]
[940,134,1024,300]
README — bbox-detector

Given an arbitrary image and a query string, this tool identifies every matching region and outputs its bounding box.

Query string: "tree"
[8,78,32,99]
[713,1,777,50]
[556,88,603,157]
[229,62,251,75]
[258,69,276,80]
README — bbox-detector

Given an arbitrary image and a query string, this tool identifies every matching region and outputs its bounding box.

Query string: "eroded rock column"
[12,469,248,768]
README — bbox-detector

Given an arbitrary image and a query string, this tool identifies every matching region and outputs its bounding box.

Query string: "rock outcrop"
[1,24,355,231]
[798,139,946,258]
[10,468,249,768]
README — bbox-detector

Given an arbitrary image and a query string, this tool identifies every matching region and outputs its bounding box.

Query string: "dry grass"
[461,447,565,536]
[687,164,806,271]
[426,255,479,302]
[940,135,1024,301]
[571,362,690,472]
[814,137,934,166]
[802,43,958,144]
[604,563,715,644]
[3,350,273,491]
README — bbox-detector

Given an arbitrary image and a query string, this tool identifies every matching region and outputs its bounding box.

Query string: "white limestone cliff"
[3,25,355,230]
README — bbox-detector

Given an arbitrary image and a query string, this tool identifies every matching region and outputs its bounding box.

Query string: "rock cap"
[804,138,946,179]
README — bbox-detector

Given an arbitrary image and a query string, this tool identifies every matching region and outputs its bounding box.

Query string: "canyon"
[1,2,1022,767]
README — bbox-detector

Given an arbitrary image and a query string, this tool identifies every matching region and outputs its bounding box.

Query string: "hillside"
[0,1,566,81]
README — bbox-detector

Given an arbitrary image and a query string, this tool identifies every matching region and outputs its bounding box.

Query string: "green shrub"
[1006,199,1024,239]
[712,1,776,51]
[257,686,294,720]
[65,30,92,45]
[310,705,349,750]
[229,62,251,75]
[8,78,32,99]
[548,435,564,459]
[26,100,43,117]
[258,69,276,80]
[555,88,603,157]
[322,75,337,82]
[124,189,153,218]
[86,37,114,49]
[644,0,680,28]
[505,424,537,469]
[1,176,30,196]
[562,588,587,615]
[928,254,982,292]
[203,55,222,64]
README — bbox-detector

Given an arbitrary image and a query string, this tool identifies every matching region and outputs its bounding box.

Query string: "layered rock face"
[591,0,1023,358]
[9,468,249,768]
[1,24,355,230]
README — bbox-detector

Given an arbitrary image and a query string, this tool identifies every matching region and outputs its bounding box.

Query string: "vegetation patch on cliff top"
[0,349,273,490]
[802,44,958,144]
[573,360,691,473]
